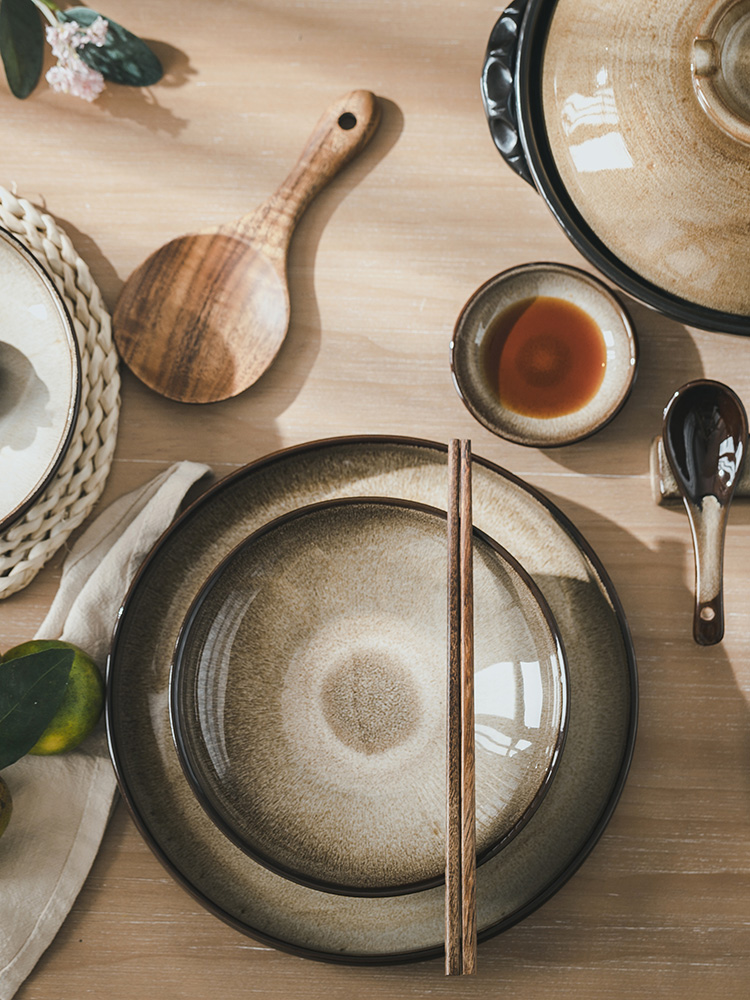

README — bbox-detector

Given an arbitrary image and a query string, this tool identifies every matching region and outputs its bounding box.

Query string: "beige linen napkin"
[0,460,211,1000]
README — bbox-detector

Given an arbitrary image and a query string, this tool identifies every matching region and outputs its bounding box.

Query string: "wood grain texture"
[446,439,476,976]
[458,441,476,976]
[445,440,462,976]
[0,1,749,996]
[112,90,380,403]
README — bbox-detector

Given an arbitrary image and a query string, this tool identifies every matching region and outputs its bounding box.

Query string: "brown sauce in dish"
[482,296,606,419]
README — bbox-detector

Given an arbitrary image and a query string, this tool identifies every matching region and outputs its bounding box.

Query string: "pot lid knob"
[692,0,750,144]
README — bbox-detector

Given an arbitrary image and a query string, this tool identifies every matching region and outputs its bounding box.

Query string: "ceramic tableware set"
[101,80,638,970]
[480,0,750,643]
[8,0,750,973]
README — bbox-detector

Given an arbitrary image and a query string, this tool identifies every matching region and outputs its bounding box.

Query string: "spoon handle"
[236,90,381,255]
[684,495,728,645]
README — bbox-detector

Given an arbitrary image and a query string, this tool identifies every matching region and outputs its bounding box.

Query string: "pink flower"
[44,17,109,102]
[45,60,105,102]
[81,17,109,48]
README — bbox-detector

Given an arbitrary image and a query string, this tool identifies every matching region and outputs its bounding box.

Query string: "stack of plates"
[105,437,637,963]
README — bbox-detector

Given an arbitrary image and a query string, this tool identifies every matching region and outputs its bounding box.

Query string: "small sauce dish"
[450,262,638,447]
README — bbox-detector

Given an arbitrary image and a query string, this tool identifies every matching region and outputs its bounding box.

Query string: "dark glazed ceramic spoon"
[662,379,748,645]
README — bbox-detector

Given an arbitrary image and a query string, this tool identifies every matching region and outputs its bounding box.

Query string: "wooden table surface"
[1,2,749,997]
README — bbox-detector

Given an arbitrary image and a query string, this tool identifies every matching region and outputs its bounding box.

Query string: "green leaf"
[59,7,162,87]
[0,0,44,99]
[0,648,74,769]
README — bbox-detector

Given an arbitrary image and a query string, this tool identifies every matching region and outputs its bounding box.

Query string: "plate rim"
[0,225,81,535]
[106,434,638,964]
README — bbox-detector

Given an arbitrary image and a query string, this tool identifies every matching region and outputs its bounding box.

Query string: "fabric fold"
[0,460,211,1000]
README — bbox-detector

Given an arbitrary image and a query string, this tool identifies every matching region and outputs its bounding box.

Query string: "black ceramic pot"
[481,0,750,336]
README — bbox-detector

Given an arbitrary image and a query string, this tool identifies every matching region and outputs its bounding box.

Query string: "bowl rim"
[0,226,81,534]
[450,260,639,448]
[168,494,570,898]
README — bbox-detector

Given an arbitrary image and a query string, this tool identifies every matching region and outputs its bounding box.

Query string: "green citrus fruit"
[0,775,12,838]
[2,640,104,755]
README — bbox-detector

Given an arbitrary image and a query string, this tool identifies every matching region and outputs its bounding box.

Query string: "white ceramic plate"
[0,228,80,534]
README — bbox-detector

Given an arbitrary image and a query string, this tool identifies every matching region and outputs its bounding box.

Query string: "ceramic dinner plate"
[106,436,637,963]
[170,496,568,896]
[0,228,80,534]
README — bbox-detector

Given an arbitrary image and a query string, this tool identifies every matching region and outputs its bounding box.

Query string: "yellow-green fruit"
[3,640,104,755]
[0,775,11,838]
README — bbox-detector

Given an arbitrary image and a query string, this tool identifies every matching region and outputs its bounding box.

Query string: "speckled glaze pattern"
[107,437,637,963]
[451,263,637,447]
[541,0,750,317]
[171,498,567,895]
[0,228,80,533]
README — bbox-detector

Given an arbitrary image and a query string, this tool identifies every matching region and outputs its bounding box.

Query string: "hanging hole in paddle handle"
[338,112,357,130]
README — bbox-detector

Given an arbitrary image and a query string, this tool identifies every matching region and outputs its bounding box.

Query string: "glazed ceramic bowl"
[0,227,80,534]
[170,496,568,897]
[481,0,750,335]
[451,262,637,447]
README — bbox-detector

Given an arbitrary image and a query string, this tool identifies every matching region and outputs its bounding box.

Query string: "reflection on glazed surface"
[541,0,750,314]
[173,499,566,894]
[475,659,544,758]
[559,67,633,174]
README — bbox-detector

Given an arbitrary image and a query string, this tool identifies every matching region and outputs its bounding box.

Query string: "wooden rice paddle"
[113,90,380,403]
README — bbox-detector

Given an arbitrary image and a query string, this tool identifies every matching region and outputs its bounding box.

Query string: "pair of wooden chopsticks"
[446,439,477,976]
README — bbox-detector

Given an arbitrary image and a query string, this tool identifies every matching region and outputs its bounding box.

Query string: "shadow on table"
[231,96,405,421]
[320,490,750,983]
[93,41,195,137]
[48,213,122,308]
[480,488,750,971]
[42,99,404,473]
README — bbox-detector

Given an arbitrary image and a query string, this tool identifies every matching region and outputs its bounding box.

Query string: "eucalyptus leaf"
[59,7,162,87]
[0,648,74,769]
[0,0,44,99]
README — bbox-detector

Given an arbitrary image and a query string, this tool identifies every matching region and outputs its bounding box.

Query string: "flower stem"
[27,0,60,27]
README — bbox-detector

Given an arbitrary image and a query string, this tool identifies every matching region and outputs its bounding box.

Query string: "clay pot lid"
[539,0,750,319]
